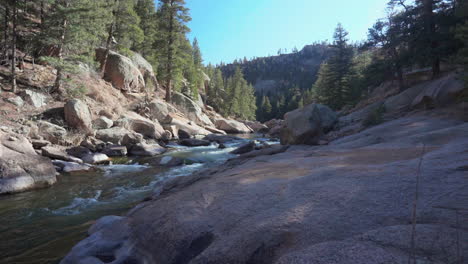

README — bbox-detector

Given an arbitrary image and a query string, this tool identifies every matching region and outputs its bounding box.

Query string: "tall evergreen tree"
[192,37,202,67]
[41,0,110,95]
[134,0,158,62]
[311,24,354,110]
[155,0,191,102]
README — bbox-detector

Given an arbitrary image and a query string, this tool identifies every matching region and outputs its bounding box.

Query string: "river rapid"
[0,135,277,264]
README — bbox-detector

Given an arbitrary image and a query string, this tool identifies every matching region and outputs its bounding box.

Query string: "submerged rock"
[230,141,255,155]
[52,160,94,173]
[179,139,211,147]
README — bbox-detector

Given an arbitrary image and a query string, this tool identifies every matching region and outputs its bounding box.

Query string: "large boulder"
[215,117,252,134]
[96,48,145,93]
[95,127,134,144]
[164,114,211,138]
[0,132,56,194]
[148,99,180,123]
[280,103,337,145]
[130,53,159,89]
[171,92,214,127]
[411,73,465,108]
[64,99,93,132]
[243,121,269,133]
[117,112,165,140]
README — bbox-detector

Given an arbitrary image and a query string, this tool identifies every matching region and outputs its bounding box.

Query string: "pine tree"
[260,96,272,121]
[134,0,158,60]
[41,0,110,95]
[206,68,225,111]
[114,0,144,54]
[10,0,17,92]
[311,23,354,110]
[155,0,191,102]
[192,37,202,67]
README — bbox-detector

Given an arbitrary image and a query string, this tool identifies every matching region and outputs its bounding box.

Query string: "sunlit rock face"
[62,111,468,264]
[0,132,56,194]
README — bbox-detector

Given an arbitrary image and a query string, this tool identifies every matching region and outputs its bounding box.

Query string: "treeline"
[0,0,204,103]
[240,0,468,122]
[205,66,256,120]
[219,44,331,122]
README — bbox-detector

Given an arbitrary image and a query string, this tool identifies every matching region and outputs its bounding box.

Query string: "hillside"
[220,43,330,94]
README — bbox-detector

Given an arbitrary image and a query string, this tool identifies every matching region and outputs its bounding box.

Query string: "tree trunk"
[11,0,17,93]
[423,0,440,78]
[100,22,115,78]
[40,0,45,32]
[100,0,118,78]
[2,5,9,63]
[391,48,405,92]
[165,0,175,102]
[53,2,69,94]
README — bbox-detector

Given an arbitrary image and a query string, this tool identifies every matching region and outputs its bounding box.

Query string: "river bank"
[0,136,278,264]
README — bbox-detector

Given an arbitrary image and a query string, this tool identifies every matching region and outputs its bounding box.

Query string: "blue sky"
[185,0,388,65]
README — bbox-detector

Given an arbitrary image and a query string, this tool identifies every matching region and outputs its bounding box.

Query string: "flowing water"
[0,136,277,264]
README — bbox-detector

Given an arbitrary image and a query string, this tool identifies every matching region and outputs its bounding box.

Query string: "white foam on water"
[101,164,150,177]
[50,190,103,216]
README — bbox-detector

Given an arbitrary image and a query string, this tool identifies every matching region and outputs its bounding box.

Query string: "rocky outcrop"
[411,73,465,108]
[21,90,47,108]
[243,121,269,133]
[280,104,337,145]
[148,99,180,123]
[62,111,468,264]
[215,117,252,134]
[96,48,145,93]
[64,99,93,132]
[117,112,165,140]
[171,92,214,127]
[164,114,211,138]
[130,52,159,89]
[0,132,56,194]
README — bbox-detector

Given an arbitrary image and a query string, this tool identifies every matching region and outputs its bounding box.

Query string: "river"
[0,135,277,264]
